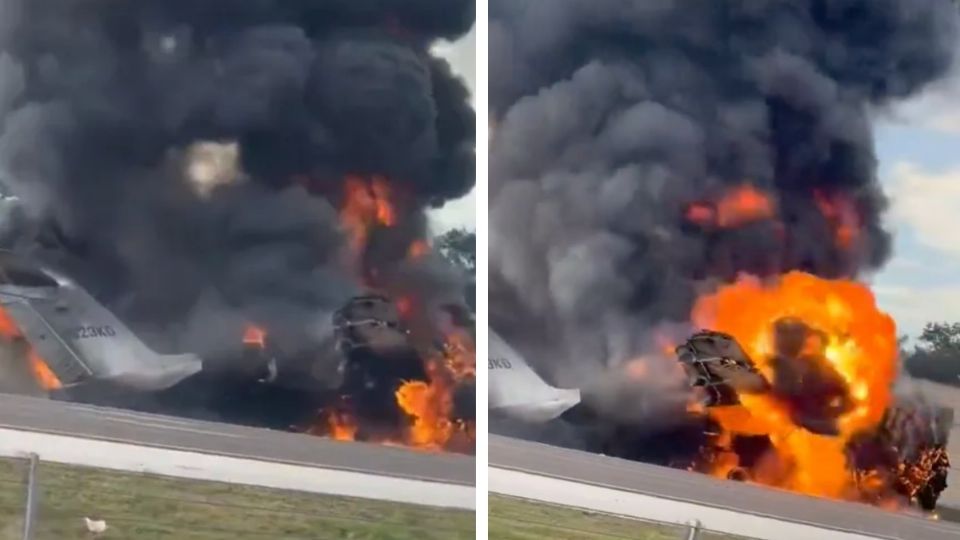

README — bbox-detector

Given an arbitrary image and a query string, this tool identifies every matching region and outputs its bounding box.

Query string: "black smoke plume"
[490,0,959,386]
[0,0,475,417]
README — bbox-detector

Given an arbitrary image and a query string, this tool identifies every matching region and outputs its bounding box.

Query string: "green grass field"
[488,495,755,540]
[0,457,474,540]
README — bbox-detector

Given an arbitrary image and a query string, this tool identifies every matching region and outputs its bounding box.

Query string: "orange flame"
[407,239,430,260]
[242,324,266,349]
[814,191,861,249]
[316,325,475,453]
[441,328,476,381]
[396,371,454,451]
[685,204,716,226]
[326,410,359,442]
[340,175,398,255]
[395,296,414,319]
[691,271,897,499]
[686,185,776,229]
[371,179,396,227]
[0,307,61,390]
[395,328,475,450]
[28,351,62,391]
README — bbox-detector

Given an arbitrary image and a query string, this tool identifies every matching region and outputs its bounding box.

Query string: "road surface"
[489,434,960,540]
[0,393,474,486]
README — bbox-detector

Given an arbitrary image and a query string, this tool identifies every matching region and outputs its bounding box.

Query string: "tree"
[897,334,909,356]
[435,228,475,277]
[918,322,960,355]
[903,322,960,386]
[434,228,475,312]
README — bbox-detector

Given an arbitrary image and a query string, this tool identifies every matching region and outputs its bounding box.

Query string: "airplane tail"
[489,329,581,422]
[0,269,206,393]
[100,353,203,391]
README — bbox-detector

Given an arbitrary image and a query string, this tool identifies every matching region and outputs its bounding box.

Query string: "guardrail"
[1,454,474,540]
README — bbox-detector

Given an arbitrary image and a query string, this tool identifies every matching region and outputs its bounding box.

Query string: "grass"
[0,457,474,540]
[488,494,756,540]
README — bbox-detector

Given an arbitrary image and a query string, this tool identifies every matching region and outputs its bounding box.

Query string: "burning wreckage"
[0,252,475,452]
[490,323,952,512]
[489,0,960,517]
[0,0,477,453]
[678,329,951,511]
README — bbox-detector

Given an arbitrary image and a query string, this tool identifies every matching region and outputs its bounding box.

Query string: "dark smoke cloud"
[0,0,475,372]
[490,0,959,385]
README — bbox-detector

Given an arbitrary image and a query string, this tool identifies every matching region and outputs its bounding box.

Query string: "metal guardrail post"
[684,519,702,540]
[21,453,39,540]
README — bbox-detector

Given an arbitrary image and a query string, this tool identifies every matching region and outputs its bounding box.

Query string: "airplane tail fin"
[489,329,581,422]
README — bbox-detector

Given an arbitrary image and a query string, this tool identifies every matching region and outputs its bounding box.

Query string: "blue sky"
[870,66,960,338]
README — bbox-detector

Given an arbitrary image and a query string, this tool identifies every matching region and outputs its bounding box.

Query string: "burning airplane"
[490,0,959,513]
[0,1,476,453]
[491,315,953,511]
[0,248,474,452]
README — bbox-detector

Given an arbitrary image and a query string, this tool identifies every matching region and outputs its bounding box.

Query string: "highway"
[489,434,960,540]
[0,393,474,484]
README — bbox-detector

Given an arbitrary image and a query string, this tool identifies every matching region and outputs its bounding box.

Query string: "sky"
[870,54,960,339]
[428,27,477,234]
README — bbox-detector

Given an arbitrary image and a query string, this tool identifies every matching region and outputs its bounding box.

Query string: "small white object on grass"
[83,517,107,534]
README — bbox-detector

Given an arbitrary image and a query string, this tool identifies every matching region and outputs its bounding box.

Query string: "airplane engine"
[675,330,769,406]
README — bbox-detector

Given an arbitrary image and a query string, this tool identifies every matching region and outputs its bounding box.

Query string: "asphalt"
[489,434,960,540]
[0,393,475,486]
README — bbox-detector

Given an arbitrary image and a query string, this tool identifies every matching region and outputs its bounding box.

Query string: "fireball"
[691,271,898,499]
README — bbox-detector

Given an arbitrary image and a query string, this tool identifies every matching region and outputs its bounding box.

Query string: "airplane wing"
[489,328,581,422]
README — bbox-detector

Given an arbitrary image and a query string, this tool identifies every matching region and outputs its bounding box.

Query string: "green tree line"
[902,322,960,386]
[434,227,475,312]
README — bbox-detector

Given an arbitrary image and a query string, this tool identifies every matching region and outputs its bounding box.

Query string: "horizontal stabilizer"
[489,329,581,422]
[101,353,203,391]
